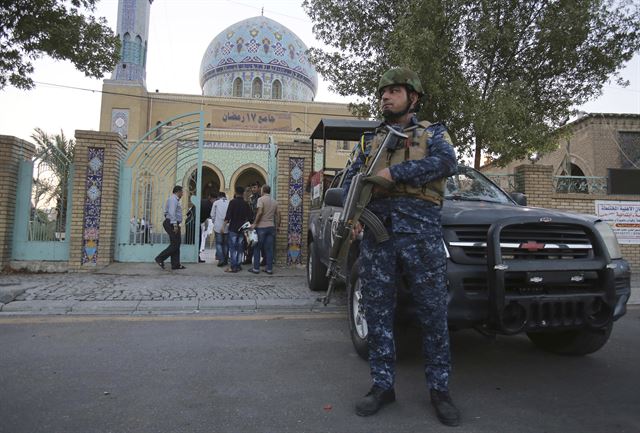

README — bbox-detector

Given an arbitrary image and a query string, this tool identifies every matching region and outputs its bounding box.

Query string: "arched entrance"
[188,165,222,198]
[557,162,588,193]
[232,165,267,197]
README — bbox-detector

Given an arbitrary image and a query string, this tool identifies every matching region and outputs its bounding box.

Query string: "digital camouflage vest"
[363,121,446,205]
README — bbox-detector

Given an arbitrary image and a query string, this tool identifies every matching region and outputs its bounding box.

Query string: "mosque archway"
[230,164,267,197]
[186,164,223,199]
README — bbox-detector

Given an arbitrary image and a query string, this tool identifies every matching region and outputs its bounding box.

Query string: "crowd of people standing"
[203,181,280,274]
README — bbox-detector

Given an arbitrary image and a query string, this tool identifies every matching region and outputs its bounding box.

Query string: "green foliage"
[31,128,75,229]
[0,0,120,89]
[303,0,640,167]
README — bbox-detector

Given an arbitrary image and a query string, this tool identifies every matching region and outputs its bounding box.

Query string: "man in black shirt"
[224,186,252,273]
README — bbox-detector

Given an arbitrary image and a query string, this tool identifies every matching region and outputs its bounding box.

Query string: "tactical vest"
[363,121,445,205]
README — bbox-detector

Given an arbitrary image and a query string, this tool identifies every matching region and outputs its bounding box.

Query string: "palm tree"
[30,128,75,236]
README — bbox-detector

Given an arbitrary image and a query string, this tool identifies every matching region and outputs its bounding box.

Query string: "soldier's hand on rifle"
[375,167,394,181]
[372,167,394,193]
[352,222,363,240]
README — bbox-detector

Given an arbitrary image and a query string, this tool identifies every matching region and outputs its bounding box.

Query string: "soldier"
[342,68,460,426]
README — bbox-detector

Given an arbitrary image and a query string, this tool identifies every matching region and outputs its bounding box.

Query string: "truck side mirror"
[510,192,527,206]
[324,188,344,207]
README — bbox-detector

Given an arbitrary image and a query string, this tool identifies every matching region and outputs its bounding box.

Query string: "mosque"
[97,0,357,264]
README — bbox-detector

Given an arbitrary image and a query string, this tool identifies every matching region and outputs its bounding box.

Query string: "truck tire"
[307,240,328,292]
[347,260,369,360]
[526,322,613,356]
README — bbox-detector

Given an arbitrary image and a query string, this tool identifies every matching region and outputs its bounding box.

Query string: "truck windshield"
[445,167,512,204]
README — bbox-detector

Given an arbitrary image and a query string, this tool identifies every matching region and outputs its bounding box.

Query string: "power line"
[32,80,362,123]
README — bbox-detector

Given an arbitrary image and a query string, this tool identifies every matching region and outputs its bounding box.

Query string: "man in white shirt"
[211,191,230,267]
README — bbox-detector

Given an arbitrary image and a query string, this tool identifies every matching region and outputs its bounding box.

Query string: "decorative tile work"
[112,0,151,83]
[287,157,304,265]
[175,144,269,189]
[111,109,130,139]
[202,70,314,102]
[81,147,105,265]
[200,16,317,100]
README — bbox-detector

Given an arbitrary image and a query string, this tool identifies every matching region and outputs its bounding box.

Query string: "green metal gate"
[12,138,73,261]
[116,112,204,262]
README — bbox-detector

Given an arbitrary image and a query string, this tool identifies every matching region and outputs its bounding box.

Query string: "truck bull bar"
[486,216,616,335]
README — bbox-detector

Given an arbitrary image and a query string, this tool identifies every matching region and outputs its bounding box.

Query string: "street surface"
[1,308,639,433]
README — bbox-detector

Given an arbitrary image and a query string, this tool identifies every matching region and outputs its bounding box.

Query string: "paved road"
[1,308,638,433]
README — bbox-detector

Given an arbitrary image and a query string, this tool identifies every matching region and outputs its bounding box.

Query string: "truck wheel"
[347,260,369,360]
[526,322,613,356]
[307,240,328,291]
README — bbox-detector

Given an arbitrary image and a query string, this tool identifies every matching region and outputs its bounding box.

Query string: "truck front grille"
[446,223,593,264]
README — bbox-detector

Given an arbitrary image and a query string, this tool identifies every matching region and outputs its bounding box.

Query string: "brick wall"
[483,115,640,177]
[515,164,640,274]
[68,131,126,271]
[0,136,35,270]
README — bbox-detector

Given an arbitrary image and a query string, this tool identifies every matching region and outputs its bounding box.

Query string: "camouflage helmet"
[377,67,424,97]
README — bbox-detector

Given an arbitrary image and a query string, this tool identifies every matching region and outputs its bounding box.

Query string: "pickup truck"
[307,165,631,359]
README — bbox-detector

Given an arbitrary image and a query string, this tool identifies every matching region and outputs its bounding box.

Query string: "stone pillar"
[68,131,126,271]
[0,136,35,270]
[275,141,313,266]
[514,164,554,208]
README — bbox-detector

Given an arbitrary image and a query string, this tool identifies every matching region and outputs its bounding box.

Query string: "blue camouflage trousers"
[359,229,451,392]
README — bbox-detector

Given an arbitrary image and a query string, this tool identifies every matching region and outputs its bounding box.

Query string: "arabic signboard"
[178,141,269,151]
[211,109,291,131]
[594,200,640,245]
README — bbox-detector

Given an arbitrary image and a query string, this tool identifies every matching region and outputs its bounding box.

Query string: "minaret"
[111,0,153,85]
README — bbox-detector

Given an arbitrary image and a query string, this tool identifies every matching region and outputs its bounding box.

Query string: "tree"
[31,128,75,233]
[0,0,119,90]
[303,0,640,167]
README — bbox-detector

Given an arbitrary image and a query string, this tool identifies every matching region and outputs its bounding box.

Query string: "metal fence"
[553,176,608,194]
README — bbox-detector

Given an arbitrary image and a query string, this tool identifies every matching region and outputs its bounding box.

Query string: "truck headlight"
[594,221,622,259]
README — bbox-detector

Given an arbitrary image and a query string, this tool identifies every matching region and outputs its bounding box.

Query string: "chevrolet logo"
[520,241,545,251]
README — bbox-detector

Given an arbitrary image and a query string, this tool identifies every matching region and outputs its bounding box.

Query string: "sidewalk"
[0,261,347,315]
[0,262,637,316]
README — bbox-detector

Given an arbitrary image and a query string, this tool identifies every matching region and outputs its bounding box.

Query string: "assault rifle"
[320,126,409,305]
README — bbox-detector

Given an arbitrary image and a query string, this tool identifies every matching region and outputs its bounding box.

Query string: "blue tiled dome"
[200,16,318,101]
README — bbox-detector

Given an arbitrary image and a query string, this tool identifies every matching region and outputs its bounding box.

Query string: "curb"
[0,298,347,316]
[0,285,26,304]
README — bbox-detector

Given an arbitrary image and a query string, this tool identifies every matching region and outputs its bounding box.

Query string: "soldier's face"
[380,85,416,120]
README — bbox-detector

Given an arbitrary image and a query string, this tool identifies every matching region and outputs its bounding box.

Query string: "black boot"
[430,389,460,427]
[355,386,396,417]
